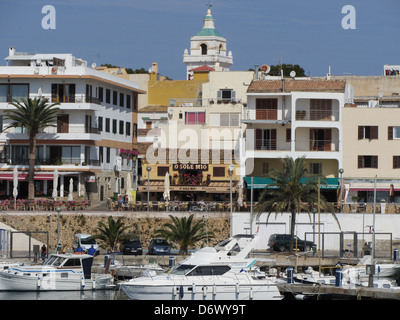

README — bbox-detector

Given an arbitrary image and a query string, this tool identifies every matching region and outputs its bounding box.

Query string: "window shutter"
[209,114,219,126]
[286,128,291,142]
[217,90,222,100]
[393,156,400,169]
[271,129,277,150]
[358,156,363,168]
[358,126,364,140]
[231,90,236,100]
[372,156,378,168]
[388,126,393,140]
[371,126,378,139]
[51,84,57,102]
[256,129,262,149]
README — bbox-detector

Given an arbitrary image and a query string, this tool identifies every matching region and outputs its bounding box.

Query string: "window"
[126,122,131,136]
[157,166,169,176]
[0,84,29,102]
[119,93,124,107]
[217,89,236,102]
[105,118,110,133]
[112,119,117,134]
[200,43,207,55]
[210,113,240,127]
[99,87,103,102]
[113,91,118,105]
[358,126,378,140]
[262,162,269,174]
[213,167,225,177]
[106,147,110,163]
[286,128,291,142]
[119,120,124,135]
[393,156,400,169]
[388,126,400,140]
[358,155,378,168]
[126,95,131,109]
[57,114,69,133]
[99,146,103,164]
[133,94,138,110]
[51,84,75,103]
[133,123,137,137]
[310,99,332,120]
[309,163,322,175]
[185,112,205,125]
[61,146,80,164]
[98,116,103,132]
[255,129,276,150]
[255,98,278,120]
[106,89,111,103]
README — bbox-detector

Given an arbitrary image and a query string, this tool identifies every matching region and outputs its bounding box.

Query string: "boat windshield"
[170,264,196,275]
[81,237,97,245]
[44,256,66,266]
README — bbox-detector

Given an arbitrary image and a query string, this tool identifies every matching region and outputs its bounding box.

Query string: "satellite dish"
[148,67,154,73]
[91,62,97,69]
[260,64,271,74]
[290,71,296,78]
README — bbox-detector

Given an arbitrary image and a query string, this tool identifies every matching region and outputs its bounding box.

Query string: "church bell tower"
[183,7,233,80]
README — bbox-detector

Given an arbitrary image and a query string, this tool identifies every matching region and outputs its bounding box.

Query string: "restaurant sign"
[173,163,208,171]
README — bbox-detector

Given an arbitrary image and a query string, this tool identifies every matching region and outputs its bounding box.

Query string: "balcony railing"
[295,110,339,121]
[294,139,339,152]
[255,110,278,120]
[11,157,100,166]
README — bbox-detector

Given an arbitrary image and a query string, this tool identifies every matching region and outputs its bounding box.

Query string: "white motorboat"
[119,234,283,300]
[292,255,400,288]
[101,252,165,280]
[0,253,114,291]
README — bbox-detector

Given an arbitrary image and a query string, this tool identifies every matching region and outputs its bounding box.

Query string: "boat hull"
[119,275,283,300]
[0,270,112,291]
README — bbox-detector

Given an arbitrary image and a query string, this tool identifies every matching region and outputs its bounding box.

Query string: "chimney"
[9,46,15,57]
[151,62,158,74]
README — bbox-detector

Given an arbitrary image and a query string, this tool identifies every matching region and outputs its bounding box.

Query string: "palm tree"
[253,156,340,254]
[92,216,130,251]
[3,97,60,199]
[155,214,214,255]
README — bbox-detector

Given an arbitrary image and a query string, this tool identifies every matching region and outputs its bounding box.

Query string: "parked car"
[268,234,316,252]
[148,238,171,255]
[120,238,143,255]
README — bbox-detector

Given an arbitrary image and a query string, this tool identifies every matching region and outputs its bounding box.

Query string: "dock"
[278,283,400,300]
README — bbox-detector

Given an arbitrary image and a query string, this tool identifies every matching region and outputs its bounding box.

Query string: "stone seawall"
[0,212,230,251]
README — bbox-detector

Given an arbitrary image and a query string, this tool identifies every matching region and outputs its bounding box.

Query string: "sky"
[0,0,399,80]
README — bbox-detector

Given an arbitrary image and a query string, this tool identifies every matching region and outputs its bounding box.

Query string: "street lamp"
[228,164,235,237]
[339,168,344,213]
[146,166,151,211]
[55,205,62,253]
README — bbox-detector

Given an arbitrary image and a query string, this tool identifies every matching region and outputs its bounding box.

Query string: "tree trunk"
[289,208,296,254]
[28,133,37,200]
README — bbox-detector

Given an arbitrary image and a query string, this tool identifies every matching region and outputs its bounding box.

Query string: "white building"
[0,47,145,201]
[242,78,346,202]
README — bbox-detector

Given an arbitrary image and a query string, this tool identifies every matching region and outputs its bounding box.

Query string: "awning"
[244,177,338,190]
[120,149,139,155]
[138,181,237,193]
[0,173,53,181]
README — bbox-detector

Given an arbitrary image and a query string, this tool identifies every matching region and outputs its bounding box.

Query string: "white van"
[73,234,100,255]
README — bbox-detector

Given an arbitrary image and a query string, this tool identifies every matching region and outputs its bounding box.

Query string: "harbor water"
[0,289,130,300]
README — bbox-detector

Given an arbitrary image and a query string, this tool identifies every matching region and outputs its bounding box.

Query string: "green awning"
[244,177,338,190]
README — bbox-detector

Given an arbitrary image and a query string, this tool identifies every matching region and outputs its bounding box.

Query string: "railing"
[296,110,339,121]
[255,110,278,120]
[11,157,100,166]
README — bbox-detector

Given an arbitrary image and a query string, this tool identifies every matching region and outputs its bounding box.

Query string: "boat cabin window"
[63,258,82,267]
[187,265,231,276]
[44,256,66,266]
[170,264,195,275]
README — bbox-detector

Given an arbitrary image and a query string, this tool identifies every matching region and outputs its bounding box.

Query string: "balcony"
[295,139,340,152]
[295,109,339,121]
[11,157,100,166]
